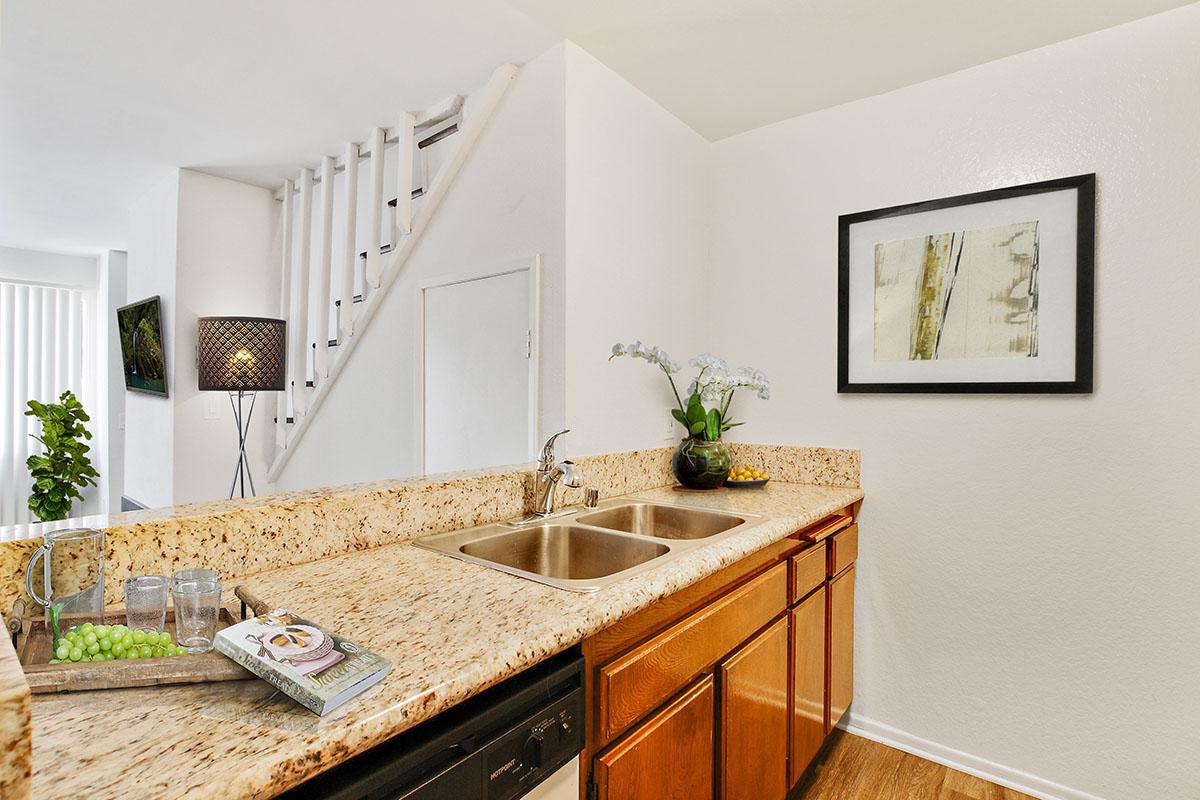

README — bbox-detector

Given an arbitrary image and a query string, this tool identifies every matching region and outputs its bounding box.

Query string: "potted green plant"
[610,342,770,489]
[25,390,99,521]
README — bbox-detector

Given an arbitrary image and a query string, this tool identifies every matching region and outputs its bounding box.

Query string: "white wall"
[95,250,127,513]
[123,170,278,507]
[708,8,1200,800]
[275,45,568,491]
[563,43,712,457]
[0,245,97,288]
[124,171,179,509]
[172,170,278,504]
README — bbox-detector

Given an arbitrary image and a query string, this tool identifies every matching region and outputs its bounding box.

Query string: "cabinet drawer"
[789,543,826,604]
[830,524,858,576]
[797,514,852,544]
[599,562,787,742]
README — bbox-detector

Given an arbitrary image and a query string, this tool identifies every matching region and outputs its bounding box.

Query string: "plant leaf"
[706,408,720,441]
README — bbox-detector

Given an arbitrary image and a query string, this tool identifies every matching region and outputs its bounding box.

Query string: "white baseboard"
[840,713,1108,800]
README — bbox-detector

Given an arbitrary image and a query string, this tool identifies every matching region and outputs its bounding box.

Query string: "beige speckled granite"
[26,481,861,800]
[727,442,860,487]
[0,615,31,800]
[0,446,693,615]
[0,445,856,615]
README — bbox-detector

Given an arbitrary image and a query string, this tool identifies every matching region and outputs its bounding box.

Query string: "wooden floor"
[793,731,1037,800]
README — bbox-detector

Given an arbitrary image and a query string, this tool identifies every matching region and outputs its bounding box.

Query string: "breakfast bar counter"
[24,480,861,799]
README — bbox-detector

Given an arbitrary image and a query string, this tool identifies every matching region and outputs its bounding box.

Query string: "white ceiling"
[0,1,558,255]
[0,0,1191,255]
[519,0,1196,139]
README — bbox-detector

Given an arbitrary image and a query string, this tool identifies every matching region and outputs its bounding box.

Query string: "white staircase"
[267,63,518,482]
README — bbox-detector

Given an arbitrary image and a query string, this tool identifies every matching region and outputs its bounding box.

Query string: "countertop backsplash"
[0,444,858,617]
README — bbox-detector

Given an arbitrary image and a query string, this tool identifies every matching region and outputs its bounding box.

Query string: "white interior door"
[421,265,535,474]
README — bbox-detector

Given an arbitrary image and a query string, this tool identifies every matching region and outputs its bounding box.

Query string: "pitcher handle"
[23,544,51,609]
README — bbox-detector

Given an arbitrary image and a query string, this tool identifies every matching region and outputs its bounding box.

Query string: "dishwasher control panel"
[484,694,582,800]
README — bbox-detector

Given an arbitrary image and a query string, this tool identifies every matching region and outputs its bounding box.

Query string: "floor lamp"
[197,316,287,499]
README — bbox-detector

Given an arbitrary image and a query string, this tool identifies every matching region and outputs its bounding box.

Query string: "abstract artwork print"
[873,221,1039,362]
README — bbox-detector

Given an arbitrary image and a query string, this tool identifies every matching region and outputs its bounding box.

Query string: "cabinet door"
[828,565,855,729]
[720,617,788,800]
[596,675,714,800]
[789,585,826,786]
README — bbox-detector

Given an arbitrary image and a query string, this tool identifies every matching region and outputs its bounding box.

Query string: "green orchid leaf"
[689,421,706,435]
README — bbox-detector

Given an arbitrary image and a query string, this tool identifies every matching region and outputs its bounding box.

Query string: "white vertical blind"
[1,281,88,530]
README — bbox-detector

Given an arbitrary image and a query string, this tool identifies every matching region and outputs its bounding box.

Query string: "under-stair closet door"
[421,263,536,474]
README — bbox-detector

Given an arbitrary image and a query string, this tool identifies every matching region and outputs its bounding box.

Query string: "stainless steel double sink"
[414,499,762,592]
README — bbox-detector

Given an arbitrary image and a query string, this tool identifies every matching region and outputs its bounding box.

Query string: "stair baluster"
[313,155,335,378]
[365,127,386,292]
[290,167,313,415]
[276,178,294,442]
[339,142,359,341]
[395,112,415,238]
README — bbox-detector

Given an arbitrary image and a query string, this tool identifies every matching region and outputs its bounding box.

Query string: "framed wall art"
[837,174,1094,393]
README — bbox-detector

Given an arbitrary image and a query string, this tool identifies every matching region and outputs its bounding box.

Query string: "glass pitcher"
[23,528,106,630]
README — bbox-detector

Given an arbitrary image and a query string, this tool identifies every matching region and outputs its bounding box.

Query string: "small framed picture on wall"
[837,174,1095,393]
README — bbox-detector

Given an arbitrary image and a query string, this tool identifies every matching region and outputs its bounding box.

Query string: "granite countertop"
[28,482,862,799]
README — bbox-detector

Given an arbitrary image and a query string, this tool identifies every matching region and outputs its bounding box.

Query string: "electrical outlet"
[203,395,220,420]
[664,415,676,440]
[118,413,125,431]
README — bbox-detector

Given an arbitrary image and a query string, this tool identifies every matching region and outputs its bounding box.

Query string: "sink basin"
[460,525,669,581]
[414,499,762,592]
[415,521,674,591]
[577,503,746,540]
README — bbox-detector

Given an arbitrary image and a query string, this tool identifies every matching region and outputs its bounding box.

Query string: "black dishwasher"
[281,648,584,800]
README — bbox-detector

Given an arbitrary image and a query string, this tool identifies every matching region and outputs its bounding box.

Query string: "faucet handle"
[539,429,570,467]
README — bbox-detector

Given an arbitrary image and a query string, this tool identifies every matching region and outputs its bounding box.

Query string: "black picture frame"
[837,173,1095,394]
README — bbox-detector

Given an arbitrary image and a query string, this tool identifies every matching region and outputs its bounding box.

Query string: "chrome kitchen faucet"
[533,429,584,518]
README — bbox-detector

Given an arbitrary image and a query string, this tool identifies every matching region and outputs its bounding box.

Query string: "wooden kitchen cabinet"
[595,675,715,800]
[789,584,826,785]
[828,564,855,730]
[582,506,860,800]
[720,617,789,800]
[599,564,786,742]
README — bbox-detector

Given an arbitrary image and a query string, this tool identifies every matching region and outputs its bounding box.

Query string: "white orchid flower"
[689,353,728,373]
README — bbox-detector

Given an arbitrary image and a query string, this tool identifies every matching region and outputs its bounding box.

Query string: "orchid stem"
[664,369,686,414]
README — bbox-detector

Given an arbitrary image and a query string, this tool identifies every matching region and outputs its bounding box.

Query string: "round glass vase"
[671,437,731,490]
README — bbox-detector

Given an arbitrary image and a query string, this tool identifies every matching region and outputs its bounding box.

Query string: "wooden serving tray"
[9,601,254,694]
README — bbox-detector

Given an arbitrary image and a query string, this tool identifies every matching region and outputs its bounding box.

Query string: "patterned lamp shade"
[197,317,287,391]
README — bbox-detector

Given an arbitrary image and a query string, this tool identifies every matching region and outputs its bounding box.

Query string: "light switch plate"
[203,395,221,420]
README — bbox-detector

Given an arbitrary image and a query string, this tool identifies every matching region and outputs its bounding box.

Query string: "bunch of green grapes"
[49,622,188,663]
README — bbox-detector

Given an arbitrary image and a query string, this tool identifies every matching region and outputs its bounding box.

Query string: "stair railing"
[267,63,518,482]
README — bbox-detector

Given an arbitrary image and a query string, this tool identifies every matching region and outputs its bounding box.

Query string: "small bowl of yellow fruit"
[725,466,769,488]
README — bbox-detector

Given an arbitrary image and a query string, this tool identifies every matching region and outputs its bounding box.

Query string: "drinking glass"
[172,580,222,654]
[171,567,218,589]
[124,576,169,633]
